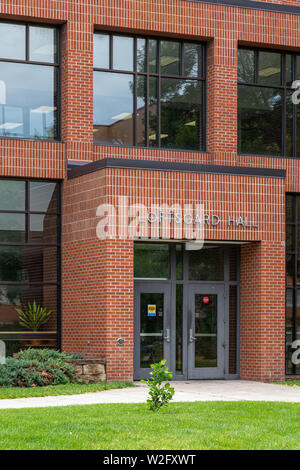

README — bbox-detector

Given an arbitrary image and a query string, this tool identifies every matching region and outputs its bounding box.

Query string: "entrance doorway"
[134,243,239,380]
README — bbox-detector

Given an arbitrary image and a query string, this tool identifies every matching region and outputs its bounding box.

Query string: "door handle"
[189,328,196,343]
[163,328,170,342]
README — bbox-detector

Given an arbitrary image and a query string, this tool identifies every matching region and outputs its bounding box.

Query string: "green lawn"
[0,382,133,399]
[279,381,300,387]
[0,402,299,450]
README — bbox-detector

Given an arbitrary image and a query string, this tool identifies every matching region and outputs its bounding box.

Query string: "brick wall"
[0,0,297,380]
[62,166,285,381]
[240,242,286,382]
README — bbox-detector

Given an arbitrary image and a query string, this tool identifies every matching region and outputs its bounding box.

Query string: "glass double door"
[134,282,225,380]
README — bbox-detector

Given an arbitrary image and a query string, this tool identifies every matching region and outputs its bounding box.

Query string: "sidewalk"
[0,380,299,409]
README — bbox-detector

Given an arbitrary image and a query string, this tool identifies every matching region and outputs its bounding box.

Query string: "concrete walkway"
[0,381,299,409]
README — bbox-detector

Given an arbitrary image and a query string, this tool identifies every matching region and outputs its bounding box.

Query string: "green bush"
[13,348,83,362]
[141,359,175,412]
[0,349,80,388]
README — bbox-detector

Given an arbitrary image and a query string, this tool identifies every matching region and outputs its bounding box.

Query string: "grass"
[279,381,300,387]
[0,401,299,450]
[0,382,133,399]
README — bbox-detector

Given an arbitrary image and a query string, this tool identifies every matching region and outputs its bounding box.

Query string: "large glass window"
[0,22,59,140]
[93,33,205,150]
[286,194,300,375]
[0,180,60,356]
[238,48,300,157]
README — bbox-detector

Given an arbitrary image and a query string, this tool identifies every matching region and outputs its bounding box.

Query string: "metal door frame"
[133,242,240,380]
[187,283,225,379]
[134,281,171,380]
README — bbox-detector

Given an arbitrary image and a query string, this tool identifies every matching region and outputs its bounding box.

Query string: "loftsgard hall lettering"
[142,212,258,228]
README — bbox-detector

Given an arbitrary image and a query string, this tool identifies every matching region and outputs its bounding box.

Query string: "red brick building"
[0,0,299,382]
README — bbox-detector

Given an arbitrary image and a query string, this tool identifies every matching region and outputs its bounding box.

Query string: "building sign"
[96,197,259,241]
[142,212,258,229]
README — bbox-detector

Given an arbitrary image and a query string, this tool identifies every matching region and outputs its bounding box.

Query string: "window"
[134,243,170,279]
[93,33,205,150]
[286,194,300,375]
[0,22,59,140]
[189,246,224,281]
[0,180,61,356]
[238,48,300,157]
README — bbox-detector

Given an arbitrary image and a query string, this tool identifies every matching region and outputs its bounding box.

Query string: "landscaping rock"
[67,358,106,383]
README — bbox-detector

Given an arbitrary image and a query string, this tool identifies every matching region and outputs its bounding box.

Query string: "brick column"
[60,19,94,162]
[102,239,134,381]
[62,171,134,381]
[240,242,286,382]
[206,36,238,165]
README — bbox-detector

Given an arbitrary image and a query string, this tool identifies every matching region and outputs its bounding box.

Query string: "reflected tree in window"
[238,85,282,155]
[238,47,300,157]
[94,34,205,150]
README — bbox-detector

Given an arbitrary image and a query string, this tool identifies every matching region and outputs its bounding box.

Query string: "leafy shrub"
[141,359,175,412]
[13,348,82,362]
[0,349,80,388]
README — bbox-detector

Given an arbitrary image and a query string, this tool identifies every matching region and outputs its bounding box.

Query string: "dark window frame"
[286,193,300,375]
[238,46,300,159]
[0,178,62,350]
[93,31,206,151]
[0,20,61,142]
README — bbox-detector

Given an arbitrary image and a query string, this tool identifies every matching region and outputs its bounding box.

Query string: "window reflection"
[149,40,157,74]
[30,181,57,212]
[0,180,60,352]
[0,213,25,243]
[0,23,26,60]
[160,41,180,76]
[189,247,224,281]
[238,49,255,83]
[140,293,164,368]
[29,26,56,63]
[29,214,57,244]
[296,56,300,81]
[286,195,293,223]
[113,36,134,71]
[286,54,293,87]
[93,71,134,145]
[0,22,59,141]
[184,43,202,78]
[149,77,158,147]
[0,180,25,211]
[160,79,201,150]
[286,195,300,375]
[0,63,57,139]
[238,85,282,155]
[0,246,57,283]
[134,243,170,279]
[93,34,205,149]
[136,75,146,147]
[258,51,281,86]
[194,294,217,368]
[137,38,146,73]
[94,33,109,69]
[238,47,300,157]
